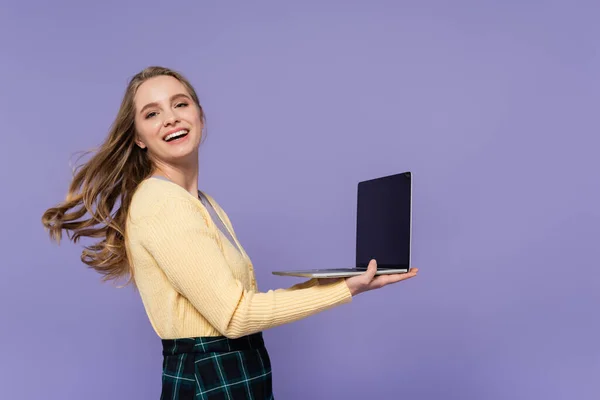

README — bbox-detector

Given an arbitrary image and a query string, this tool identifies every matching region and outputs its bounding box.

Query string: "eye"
[175,102,188,108]
[145,111,157,119]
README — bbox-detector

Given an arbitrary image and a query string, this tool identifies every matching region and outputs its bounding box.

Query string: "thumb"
[364,259,377,281]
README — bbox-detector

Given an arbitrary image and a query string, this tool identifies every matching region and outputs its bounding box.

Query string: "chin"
[162,144,199,164]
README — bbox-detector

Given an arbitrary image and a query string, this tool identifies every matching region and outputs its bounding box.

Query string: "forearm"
[224,278,351,338]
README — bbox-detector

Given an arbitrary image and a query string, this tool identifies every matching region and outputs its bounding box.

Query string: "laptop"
[272,171,413,278]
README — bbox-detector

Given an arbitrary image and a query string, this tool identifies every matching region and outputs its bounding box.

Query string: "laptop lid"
[355,171,412,269]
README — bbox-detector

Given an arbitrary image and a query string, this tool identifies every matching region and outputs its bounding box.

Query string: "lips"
[163,129,189,142]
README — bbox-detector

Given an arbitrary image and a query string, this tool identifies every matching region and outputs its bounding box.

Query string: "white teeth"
[164,130,189,141]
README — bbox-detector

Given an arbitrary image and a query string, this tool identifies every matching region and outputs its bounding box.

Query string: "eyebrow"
[139,93,192,115]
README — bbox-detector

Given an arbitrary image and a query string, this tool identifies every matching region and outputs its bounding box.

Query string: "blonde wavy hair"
[41,66,205,285]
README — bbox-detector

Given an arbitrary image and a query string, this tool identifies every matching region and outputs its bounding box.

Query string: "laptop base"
[271,268,409,278]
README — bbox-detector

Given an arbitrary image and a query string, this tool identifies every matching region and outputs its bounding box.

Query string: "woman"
[42,66,418,399]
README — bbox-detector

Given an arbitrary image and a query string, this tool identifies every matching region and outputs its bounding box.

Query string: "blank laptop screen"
[355,172,412,269]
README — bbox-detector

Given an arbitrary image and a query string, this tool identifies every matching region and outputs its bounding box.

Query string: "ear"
[135,138,147,149]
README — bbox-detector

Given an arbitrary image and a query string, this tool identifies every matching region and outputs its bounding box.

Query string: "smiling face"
[133,75,204,170]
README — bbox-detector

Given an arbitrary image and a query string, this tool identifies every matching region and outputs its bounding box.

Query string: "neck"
[153,158,199,196]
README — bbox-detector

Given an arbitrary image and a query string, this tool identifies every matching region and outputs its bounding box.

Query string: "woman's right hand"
[344,259,418,296]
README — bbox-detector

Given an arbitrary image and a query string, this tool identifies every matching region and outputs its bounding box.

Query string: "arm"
[137,197,352,339]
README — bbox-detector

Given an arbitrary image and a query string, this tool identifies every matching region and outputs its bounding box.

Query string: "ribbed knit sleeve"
[137,197,352,339]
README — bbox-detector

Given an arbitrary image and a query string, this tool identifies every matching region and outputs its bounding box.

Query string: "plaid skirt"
[160,332,274,400]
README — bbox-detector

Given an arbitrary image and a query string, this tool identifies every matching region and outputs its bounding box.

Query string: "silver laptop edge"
[271,268,409,278]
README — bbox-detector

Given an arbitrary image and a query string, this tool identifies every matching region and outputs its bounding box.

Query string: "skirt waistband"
[161,332,265,356]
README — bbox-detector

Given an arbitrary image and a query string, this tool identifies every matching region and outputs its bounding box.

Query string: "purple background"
[2,1,599,399]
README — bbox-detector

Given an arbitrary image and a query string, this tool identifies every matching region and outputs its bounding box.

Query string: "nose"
[162,109,179,126]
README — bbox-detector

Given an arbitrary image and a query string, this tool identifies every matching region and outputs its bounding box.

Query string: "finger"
[363,259,377,282]
[371,270,417,287]
[378,268,418,282]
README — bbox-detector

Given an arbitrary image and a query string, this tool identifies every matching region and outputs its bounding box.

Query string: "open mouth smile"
[163,129,189,143]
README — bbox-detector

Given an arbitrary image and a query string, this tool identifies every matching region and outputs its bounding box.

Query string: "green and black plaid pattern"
[160,332,274,399]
